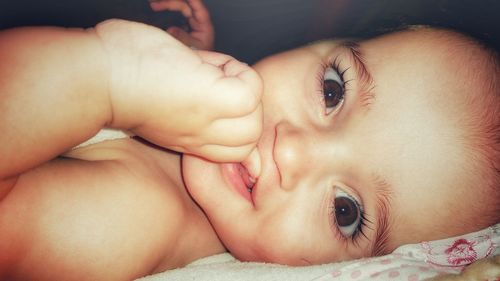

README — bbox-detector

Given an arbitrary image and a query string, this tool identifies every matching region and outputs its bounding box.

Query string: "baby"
[0,1,498,280]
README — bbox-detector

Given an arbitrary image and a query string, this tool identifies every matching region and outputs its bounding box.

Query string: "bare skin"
[1,1,498,280]
[0,17,261,280]
[1,139,225,280]
[183,29,499,264]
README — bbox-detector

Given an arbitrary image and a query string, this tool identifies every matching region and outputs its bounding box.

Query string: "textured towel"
[73,128,132,149]
[137,224,500,281]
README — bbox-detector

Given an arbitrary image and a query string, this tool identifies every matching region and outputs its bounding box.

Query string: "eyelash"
[315,56,352,116]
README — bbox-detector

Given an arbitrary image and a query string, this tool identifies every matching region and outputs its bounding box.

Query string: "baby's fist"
[95,19,262,163]
[140,50,263,163]
[183,51,263,162]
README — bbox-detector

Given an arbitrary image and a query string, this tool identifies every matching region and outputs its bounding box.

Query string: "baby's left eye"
[334,189,362,238]
[323,66,345,115]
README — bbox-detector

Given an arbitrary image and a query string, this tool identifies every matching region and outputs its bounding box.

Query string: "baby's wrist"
[84,27,114,128]
[93,20,146,131]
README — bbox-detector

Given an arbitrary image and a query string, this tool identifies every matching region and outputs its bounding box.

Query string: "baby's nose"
[273,121,314,190]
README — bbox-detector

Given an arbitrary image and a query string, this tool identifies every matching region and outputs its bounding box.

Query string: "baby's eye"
[334,189,362,238]
[323,66,345,115]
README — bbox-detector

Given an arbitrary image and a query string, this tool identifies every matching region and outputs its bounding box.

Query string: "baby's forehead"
[364,27,491,62]
[365,28,494,93]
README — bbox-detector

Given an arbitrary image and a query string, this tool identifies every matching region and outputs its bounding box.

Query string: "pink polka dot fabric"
[314,223,499,281]
[317,254,449,280]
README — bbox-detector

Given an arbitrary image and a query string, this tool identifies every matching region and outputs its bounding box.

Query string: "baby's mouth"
[237,163,255,193]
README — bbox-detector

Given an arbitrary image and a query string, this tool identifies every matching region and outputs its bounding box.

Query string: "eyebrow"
[369,175,393,256]
[340,41,376,110]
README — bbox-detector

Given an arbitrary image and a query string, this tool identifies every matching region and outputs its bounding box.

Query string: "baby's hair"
[461,33,500,226]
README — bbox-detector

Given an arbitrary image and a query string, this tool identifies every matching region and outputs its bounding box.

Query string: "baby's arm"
[96,19,262,162]
[0,26,111,181]
[0,19,262,183]
[0,20,261,280]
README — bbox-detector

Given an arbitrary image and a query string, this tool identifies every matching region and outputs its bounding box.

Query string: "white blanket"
[138,253,355,281]
[137,224,499,281]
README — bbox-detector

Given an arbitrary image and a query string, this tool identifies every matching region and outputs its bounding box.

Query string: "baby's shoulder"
[0,138,190,280]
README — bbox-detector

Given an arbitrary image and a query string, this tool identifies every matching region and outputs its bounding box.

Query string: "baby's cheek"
[181,155,217,204]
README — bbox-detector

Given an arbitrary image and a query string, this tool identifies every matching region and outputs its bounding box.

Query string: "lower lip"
[221,163,253,203]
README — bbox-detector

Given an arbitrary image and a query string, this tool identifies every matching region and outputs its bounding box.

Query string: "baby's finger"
[222,59,263,102]
[198,51,262,95]
[203,105,262,146]
[197,51,263,115]
[186,0,211,23]
[196,50,239,67]
[197,143,257,163]
[209,76,262,119]
[149,0,192,18]
[242,147,261,180]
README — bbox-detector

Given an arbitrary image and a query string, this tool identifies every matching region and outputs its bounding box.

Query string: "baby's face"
[183,29,492,264]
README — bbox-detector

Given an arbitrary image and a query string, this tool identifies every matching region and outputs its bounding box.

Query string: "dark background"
[1,0,499,64]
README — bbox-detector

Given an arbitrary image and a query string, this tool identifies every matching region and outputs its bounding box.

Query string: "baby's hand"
[95,19,262,162]
[149,0,214,50]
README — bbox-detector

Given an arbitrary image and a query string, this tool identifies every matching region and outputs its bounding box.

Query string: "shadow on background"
[1,0,498,63]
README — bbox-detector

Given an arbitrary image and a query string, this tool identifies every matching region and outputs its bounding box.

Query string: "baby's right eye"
[322,66,345,115]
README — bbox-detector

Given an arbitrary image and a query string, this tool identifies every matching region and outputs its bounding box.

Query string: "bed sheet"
[138,224,499,281]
